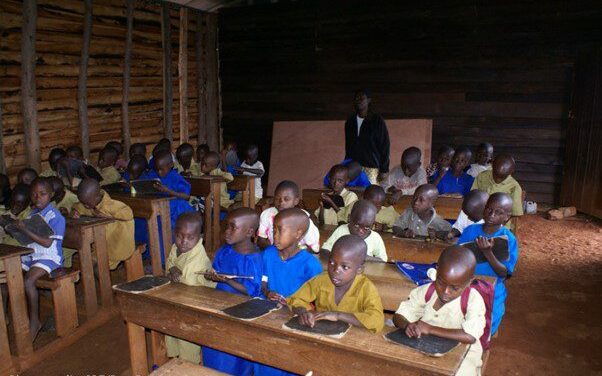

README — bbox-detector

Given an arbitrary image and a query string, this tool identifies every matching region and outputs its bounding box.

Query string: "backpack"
[424,279,494,350]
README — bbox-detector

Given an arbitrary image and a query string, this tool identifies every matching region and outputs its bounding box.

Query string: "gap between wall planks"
[78,0,92,160]
[0,96,5,174]
[195,11,206,145]
[179,7,189,144]
[205,13,219,151]
[122,0,134,153]
[161,2,173,142]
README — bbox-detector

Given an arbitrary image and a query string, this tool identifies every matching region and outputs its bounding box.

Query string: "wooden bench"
[227,175,257,209]
[125,244,145,282]
[187,176,223,255]
[36,268,80,337]
[150,358,227,375]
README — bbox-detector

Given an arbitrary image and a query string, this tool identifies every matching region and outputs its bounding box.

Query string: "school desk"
[187,176,224,255]
[227,175,257,209]
[111,193,173,276]
[63,217,115,316]
[116,282,473,376]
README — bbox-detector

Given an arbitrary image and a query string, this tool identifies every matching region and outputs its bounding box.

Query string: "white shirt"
[466,163,491,178]
[240,160,264,199]
[452,210,485,234]
[258,207,320,252]
[356,115,365,136]
[321,224,388,262]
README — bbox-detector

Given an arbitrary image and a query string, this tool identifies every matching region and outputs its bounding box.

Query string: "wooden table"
[188,176,224,254]
[116,283,471,376]
[112,193,173,276]
[227,175,257,209]
[63,217,114,317]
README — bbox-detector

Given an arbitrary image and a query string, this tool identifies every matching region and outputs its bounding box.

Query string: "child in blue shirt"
[202,208,263,375]
[458,192,519,335]
[256,208,323,376]
[17,177,65,340]
[323,159,371,189]
[432,146,474,196]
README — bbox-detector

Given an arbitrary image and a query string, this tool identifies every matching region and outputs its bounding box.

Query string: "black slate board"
[384,329,459,357]
[130,179,165,195]
[460,236,509,263]
[283,316,351,338]
[222,298,280,321]
[113,276,170,293]
[102,182,128,193]
[5,214,55,246]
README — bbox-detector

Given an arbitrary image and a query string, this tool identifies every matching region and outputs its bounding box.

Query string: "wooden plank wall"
[0,0,218,179]
[218,0,602,204]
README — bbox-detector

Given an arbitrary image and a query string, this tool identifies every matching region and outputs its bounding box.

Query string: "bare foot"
[30,319,42,342]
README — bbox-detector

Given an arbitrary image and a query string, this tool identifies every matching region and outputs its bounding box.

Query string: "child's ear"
[293,197,300,206]
[356,264,364,275]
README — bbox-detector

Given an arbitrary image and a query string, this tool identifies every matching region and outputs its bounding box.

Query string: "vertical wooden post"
[78,0,92,160]
[195,12,206,145]
[0,97,6,174]
[161,2,173,142]
[21,0,41,171]
[122,0,133,153]
[205,13,219,151]
[178,7,189,143]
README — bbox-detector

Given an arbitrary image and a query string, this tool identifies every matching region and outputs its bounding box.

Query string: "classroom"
[0,0,601,375]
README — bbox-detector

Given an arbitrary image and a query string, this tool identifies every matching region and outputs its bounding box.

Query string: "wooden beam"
[0,96,6,174]
[161,2,173,142]
[78,0,92,160]
[21,0,41,170]
[195,12,206,145]
[205,13,219,151]
[178,7,189,144]
[122,0,133,153]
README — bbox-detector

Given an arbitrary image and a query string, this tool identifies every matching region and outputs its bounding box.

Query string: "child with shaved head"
[363,184,398,232]
[165,211,215,364]
[447,190,489,240]
[458,192,519,335]
[467,143,493,178]
[394,245,486,376]
[48,176,79,217]
[175,142,200,177]
[432,146,474,196]
[316,164,359,226]
[381,146,427,200]
[288,234,384,332]
[323,160,371,189]
[392,184,452,239]
[97,146,122,186]
[200,151,235,210]
[202,208,263,375]
[322,200,387,262]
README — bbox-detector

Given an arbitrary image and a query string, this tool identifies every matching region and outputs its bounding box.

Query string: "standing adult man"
[344,89,390,184]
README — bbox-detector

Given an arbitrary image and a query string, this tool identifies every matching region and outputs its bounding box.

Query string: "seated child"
[288,234,384,333]
[123,154,148,182]
[223,140,240,174]
[200,151,234,210]
[471,154,523,231]
[458,192,519,335]
[165,212,215,364]
[18,168,38,186]
[234,144,264,202]
[202,208,263,375]
[363,184,398,232]
[447,190,488,240]
[427,145,454,181]
[257,180,319,253]
[149,138,175,169]
[196,143,210,167]
[322,200,387,262]
[58,145,86,188]
[323,160,371,189]
[175,143,200,177]
[1,184,32,244]
[467,143,493,178]
[0,173,11,207]
[129,142,147,159]
[432,146,474,196]
[72,178,135,270]
[96,146,122,186]
[66,145,86,162]
[392,184,452,238]
[17,177,65,340]
[106,141,127,172]
[256,208,322,376]
[381,147,427,199]
[48,176,79,217]
[315,164,359,226]
[40,148,67,177]
[394,245,486,376]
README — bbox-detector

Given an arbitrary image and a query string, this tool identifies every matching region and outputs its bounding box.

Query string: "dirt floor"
[21,214,602,376]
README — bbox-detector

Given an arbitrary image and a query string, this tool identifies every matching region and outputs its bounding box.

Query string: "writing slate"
[283,316,351,339]
[69,216,102,225]
[130,179,165,195]
[5,214,54,246]
[222,298,280,321]
[460,236,509,263]
[102,182,128,193]
[384,329,460,357]
[0,214,13,227]
[113,276,170,293]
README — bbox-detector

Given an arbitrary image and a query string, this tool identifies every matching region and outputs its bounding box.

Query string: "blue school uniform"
[458,223,519,335]
[202,244,263,375]
[433,169,474,196]
[145,169,195,230]
[21,203,65,274]
[123,171,157,260]
[323,159,371,189]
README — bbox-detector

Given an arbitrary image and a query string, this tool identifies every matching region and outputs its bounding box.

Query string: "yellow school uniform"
[54,190,79,214]
[100,166,122,186]
[165,239,215,363]
[1,207,33,246]
[40,168,57,177]
[201,168,234,209]
[287,272,384,333]
[375,205,398,232]
[314,188,359,226]
[175,159,201,177]
[73,192,135,269]
[472,170,523,231]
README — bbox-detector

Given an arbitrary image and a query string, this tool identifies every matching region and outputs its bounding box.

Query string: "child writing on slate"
[175,143,200,177]
[467,143,494,178]
[17,177,65,340]
[381,146,427,201]
[393,184,452,239]
[257,180,320,253]
[316,164,359,226]
[432,146,474,197]
[200,151,235,210]
[202,208,263,375]
[234,144,265,203]
[165,212,215,364]
[321,200,387,262]
[288,234,384,333]
[123,154,148,182]
[394,245,486,376]
[363,184,398,232]
[40,148,67,177]
[457,192,519,335]
[72,178,135,270]
[97,147,122,186]
[48,176,79,217]
[106,141,127,172]
[256,208,322,376]
[447,190,488,240]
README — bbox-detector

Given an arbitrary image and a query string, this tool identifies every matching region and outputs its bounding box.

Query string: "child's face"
[224,215,252,245]
[177,151,193,168]
[348,210,373,239]
[128,163,145,180]
[492,159,512,184]
[19,172,36,186]
[476,147,493,166]
[31,183,53,210]
[401,157,420,177]
[130,146,145,159]
[155,160,173,178]
[434,270,471,304]
[437,150,454,168]
[272,216,301,251]
[329,170,348,193]
[49,154,63,171]
[411,191,434,215]
[483,200,511,227]
[175,221,201,253]
[245,148,258,165]
[10,195,29,216]
[451,151,470,173]
[98,154,109,169]
[327,248,362,288]
[273,188,299,211]
[79,192,102,210]
[200,156,216,174]
[67,150,84,160]
[364,192,384,211]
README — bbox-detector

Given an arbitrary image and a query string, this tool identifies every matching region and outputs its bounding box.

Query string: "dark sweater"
[344,112,390,173]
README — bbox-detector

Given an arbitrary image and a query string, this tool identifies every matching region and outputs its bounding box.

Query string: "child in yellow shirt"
[97,147,122,186]
[363,184,398,232]
[200,151,234,210]
[175,143,200,177]
[49,177,79,217]
[315,164,359,225]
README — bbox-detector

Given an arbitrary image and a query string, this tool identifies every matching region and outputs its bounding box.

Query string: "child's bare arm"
[235,166,264,176]
[15,221,53,247]
[414,321,477,344]
[314,311,363,328]
[154,182,191,201]
[476,236,508,277]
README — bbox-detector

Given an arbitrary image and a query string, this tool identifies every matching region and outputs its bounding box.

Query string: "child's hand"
[298,310,317,328]
[233,166,244,173]
[168,266,182,283]
[14,220,26,231]
[314,311,339,322]
[204,270,227,283]
[405,320,431,338]
[266,290,286,305]
[390,189,403,204]
[427,227,437,240]
[476,236,494,252]
[373,222,385,232]
[446,230,456,240]
[153,182,170,194]
[59,207,69,217]
[402,228,415,238]
[180,171,192,178]
[92,208,110,218]
[71,208,80,219]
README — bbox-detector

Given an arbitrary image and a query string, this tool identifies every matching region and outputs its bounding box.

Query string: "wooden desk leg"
[127,321,148,376]
[4,257,33,356]
[150,331,168,368]
[203,196,213,255]
[93,226,112,307]
[0,271,15,373]
[211,183,221,254]
[157,202,172,267]
[248,180,255,209]
[78,229,99,317]
[147,214,162,276]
